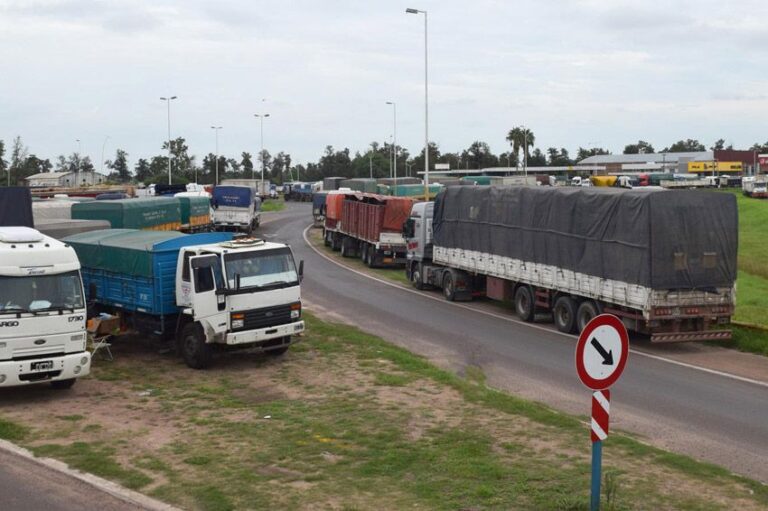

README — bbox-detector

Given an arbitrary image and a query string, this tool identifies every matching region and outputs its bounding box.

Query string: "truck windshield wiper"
[259,280,291,288]
[36,304,77,314]
[0,307,38,316]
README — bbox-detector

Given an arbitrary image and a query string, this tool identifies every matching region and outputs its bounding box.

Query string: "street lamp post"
[254,113,270,195]
[160,96,178,185]
[386,101,398,190]
[100,136,110,174]
[210,126,223,185]
[75,139,82,186]
[406,7,428,199]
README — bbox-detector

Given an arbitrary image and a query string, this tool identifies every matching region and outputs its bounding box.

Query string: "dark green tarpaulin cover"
[71,198,181,228]
[433,186,738,290]
[65,229,185,277]
[177,196,210,224]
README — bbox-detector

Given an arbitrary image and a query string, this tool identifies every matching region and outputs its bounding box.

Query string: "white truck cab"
[174,237,305,368]
[0,227,91,388]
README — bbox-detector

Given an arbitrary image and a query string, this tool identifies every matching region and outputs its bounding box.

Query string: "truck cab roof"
[0,227,80,277]
[192,237,289,255]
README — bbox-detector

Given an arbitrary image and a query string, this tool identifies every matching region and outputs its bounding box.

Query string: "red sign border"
[575,314,629,390]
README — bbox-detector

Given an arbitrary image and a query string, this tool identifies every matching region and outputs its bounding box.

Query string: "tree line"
[1,131,766,186]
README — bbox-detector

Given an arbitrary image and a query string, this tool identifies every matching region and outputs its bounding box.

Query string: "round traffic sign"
[575,314,629,390]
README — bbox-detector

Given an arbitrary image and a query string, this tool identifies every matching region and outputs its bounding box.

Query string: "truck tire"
[340,237,352,257]
[410,262,425,290]
[514,286,535,322]
[442,272,457,301]
[51,378,76,390]
[360,243,369,262]
[180,323,213,369]
[576,300,600,333]
[553,296,577,334]
[323,230,331,247]
[366,248,376,268]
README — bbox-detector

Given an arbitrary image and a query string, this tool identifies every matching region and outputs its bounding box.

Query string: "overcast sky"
[1,0,767,168]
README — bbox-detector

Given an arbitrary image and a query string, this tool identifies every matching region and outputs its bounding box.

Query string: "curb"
[0,439,182,511]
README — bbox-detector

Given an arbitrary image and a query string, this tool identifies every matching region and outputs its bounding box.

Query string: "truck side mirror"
[298,260,304,282]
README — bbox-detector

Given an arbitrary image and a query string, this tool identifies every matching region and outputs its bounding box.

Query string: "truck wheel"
[360,243,368,262]
[442,272,457,301]
[180,323,213,369]
[366,249,376,268]
[51,378,76,390]
[411,262,425,290]
[553,296,577,334]
[576,301,600,332]
[323,230,331,247]
[514,286,535,322]
[340,238,351,257]
[331,234,341,251]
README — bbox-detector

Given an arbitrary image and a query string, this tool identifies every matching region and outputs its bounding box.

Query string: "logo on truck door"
[0,321,20,327]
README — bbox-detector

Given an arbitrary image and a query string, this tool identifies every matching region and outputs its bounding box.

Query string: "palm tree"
[506,127,535,165]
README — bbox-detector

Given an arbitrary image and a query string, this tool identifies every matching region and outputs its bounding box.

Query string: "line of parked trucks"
[318,185,738,344]
[0,186,305,390]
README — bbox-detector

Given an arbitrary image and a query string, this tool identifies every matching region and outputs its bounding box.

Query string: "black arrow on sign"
[590,338,614,365]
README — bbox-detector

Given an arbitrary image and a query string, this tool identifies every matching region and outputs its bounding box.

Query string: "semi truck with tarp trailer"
[324,192,413,267]
[0,226,91,388]
[175,193,213,232]
[64,230,305,368]
[211,185,261,234]
[35,219,111,239]
[72,197,182,231]
[404,186,737,343]
[0,187,34,227]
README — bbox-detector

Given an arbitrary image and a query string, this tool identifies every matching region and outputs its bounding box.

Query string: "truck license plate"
[31,360,53,371]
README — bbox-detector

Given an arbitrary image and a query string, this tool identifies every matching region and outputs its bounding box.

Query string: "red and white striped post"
[591,389,610,443]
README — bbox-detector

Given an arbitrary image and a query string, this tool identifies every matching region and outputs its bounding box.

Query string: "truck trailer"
[324,192,413,267]
[65,230,305,368]
[404,187,737,343]
[0,227,91,388]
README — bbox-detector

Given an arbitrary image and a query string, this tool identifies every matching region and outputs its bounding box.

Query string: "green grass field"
[261,198,285,212]
[1,314,766,510]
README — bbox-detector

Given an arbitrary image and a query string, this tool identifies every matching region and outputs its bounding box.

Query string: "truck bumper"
[651,330,732,343]
[225,321,305,347]
[0,352,91,387]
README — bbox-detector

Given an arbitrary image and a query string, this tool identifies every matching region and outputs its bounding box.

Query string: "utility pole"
[406,8,429,199]
[160,96,178,185]
[254,110,270,194]
[210,126,223,185]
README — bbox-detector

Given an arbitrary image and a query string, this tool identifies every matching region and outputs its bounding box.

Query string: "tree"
[9,136,28,185]
[162,137,194,177]
[411,142,441,174]
[664,139,705,152]
[710,139,733,151]
[750,141,768,153]
[0,140,8,185]
[498,151,518,168]
[108,149,130,182]
[460,141,499,170]
[577,147,611,161]
[240,152,254,176]
[317,146,353,178]
[547,147,572,166]
[134,158,151,183]
[527,148,547,166]
[506,127,535,164]
[623,140,654,154]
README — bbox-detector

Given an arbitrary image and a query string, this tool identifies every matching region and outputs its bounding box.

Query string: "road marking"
[302,225,768,389]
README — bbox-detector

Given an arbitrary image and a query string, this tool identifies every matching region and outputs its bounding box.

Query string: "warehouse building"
[578,150,759,175]
[26,171,108,188]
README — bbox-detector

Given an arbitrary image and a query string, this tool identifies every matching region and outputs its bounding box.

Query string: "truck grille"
[238,304,294,332]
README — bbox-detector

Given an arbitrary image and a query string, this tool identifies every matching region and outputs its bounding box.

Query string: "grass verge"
[0,313,765,510]
[261,198,285,212]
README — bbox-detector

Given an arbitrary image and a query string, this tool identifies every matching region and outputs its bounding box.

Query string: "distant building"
[578,150,758,175]
[26,171,108,188]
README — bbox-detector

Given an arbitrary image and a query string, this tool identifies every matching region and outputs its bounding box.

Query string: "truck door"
[189,254,228,331]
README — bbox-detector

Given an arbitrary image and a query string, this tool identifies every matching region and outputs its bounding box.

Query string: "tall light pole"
[520,126,528,176]
[160,95,178,185]
[406,8,428,199]
[100,136,110,174]
[75,139,82,186]
[254,113,270,193]
[386,101,398,190]
[210,126,223,185]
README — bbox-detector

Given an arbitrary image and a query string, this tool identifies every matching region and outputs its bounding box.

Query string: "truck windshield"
[224,248,298,290]
[0,271,84,314]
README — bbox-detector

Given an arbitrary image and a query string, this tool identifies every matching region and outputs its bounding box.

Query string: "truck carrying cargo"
[312,191,328,227]
[742,176,768,198]
[175,194,212,232]
[340,178,378,194]
[65,230,305,368]
[323,177,346,191]
[324,192,413,267]
[72,198,182,231]
[404,186,737,343]
[211,186,261,234]
[33,200,75,222]
[220,178,270,199]
[0,187,34,227]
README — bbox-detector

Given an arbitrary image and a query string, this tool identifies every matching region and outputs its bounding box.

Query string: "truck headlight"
[0,375,6,383]
[74,366,81,374]
[290,302,301,319]
[231,313,245,329]
[81,356,89,366]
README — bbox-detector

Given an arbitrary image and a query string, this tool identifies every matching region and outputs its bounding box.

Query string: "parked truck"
[404,187,737,343]
[211,185,262,234]
[324,192,413,267]
[72,197,182,231]
[220,179,270,201]
[65,230,305,368]
[0,226,91,388]
[742,176,768,198]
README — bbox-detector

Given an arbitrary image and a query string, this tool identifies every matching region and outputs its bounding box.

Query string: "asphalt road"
[0,448,147,511]
[266,201,768,483]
